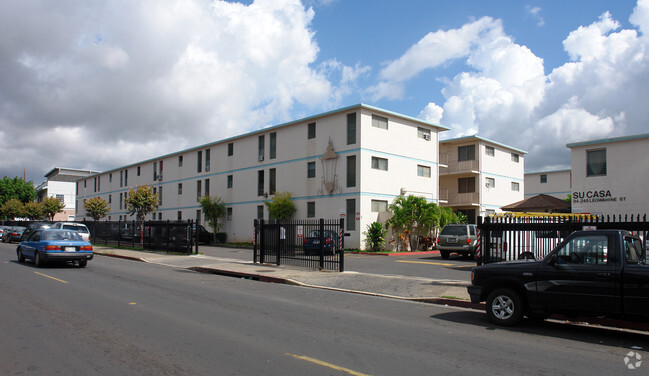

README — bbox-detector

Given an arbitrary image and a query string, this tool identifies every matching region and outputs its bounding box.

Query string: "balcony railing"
[439,189,479,206]
[439,154,479,175]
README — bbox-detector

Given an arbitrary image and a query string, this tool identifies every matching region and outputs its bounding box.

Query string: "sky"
[1,0,647,185]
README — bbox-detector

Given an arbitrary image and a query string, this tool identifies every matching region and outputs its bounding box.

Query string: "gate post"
[253,219,258,263]
[277,219,283,266]
[319,218,325,270]
[259,219,265,264]
[339,218,345,272]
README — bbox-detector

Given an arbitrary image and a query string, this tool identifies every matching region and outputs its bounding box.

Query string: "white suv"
[52,222,91,243]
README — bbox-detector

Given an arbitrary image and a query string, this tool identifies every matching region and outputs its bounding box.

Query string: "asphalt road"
[1,241,647,375]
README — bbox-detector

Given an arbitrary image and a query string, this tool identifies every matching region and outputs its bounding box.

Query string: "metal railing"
[253,218,345,272]
[477,214,649,264]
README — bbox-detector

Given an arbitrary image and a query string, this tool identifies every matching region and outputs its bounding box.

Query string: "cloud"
[393,3,649,172]
[526,5,545,27]
[0,0,360,183]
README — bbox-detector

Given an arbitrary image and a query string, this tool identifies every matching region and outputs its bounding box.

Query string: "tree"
[199,195,226,242]
[363,221,388,252]
[1,198,24,220]
[23,201,44,220]
[84,197,110,221]
[124,185,159,246]
[386,195,440,251]
[42,196,66,220]
[264,192,296,221]
[0,176,36,205]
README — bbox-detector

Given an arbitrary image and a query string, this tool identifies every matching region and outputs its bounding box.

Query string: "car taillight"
[325,238,331,244]
[45,245,61,251]
[466,238,471,244]
[81,246,93,251]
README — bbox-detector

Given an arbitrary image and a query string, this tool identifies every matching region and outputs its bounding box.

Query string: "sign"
[356,211,360,221]
[339,209,346,218]
[297,226,303,238]
[582,226,597,231]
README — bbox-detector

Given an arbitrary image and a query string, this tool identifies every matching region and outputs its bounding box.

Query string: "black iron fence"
[1,219,197,254]
[477,214,649,265]
[254,218,345,272]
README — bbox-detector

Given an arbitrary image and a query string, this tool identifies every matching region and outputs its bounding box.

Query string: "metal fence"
[1,219,197,254]
[254,218,345,272]
[477,214,649,265]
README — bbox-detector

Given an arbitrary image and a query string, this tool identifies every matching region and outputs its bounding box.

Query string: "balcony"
[439,153,479,175]
[439,189,479,206]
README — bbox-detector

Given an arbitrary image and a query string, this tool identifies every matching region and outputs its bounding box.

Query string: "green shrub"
[364,222,387,252]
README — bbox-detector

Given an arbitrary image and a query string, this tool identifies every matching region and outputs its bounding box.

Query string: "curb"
[95,252,145,262]
[347,250,440,256]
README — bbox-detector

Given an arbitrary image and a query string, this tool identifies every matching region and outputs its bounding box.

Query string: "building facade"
[36,167,99,221]
[439,136,526,223]
[524,169,571,200]
[75,104,449,249]
[567,133,649,217]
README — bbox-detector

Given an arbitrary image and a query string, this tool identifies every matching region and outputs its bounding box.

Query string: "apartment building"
[36,167,99,221]
[524,169,571,200]
[439,136,526,223]
[567,133,649,217]
[75,104,448,249]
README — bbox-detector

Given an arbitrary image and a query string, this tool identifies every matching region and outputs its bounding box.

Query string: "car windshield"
[307,231,335,238]
[441,226,467,236]
[62,224,89,233]
[43,231,83,241]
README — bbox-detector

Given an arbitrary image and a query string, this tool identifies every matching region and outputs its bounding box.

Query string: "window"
[418,127,431,140]
[486,177,495,188]
[227,175,233,189]
[108,194,112,204]
[120,171,123,187]
[197,150,202,173]
[137,166,141,176]
[372,115,388,129]
[458,145,475,162]
[540,174,548,184]
[269,168,276,195]
[177,211,182,220]
[153,162,157,180]
[196,209,202,223]
[511,153,520,163]
[270,132,276,159]
[124,170,127,186]
[205,149,210,172]
[346,155,356,188]
[257,205,264,220]
[204,179,210,197]
[178,183,182,195]
[307,162,316,178]
[109,173,112,182]
[417,165,431,177]
[97,176,100,191]
[557,234,608,265]
[94,177,97,192]
[458,177,476,193]
[587,149,606,177]
[158,186,163,205]
[227,207,233,221]
[119,192,123,210]
[307,122,316,139]
[228,142,234,156]
[307,202,315,218]
[258,170,264,196]
[196,180,202,201]
[486,146,495,156]
[511,182,520,191]
[178,155,183,167]
[371,200,388,212]
[347,113,356,145]
[258,135,265,161]
[346,199,356,231]
[371,157,388,171]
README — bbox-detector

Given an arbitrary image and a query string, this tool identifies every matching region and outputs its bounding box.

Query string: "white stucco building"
[75,104,450,249]
[439,136,526,222]
[567,133,649,217]
[524,169,571,200]
[36,167,99,221]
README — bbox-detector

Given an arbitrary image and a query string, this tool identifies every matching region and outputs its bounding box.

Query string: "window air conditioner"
[258,155,264,161]
[423,134,430,141]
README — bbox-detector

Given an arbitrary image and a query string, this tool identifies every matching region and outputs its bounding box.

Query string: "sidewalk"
[93,246,476,307]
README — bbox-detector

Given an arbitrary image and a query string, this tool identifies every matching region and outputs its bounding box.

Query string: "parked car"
[52,222,91,242]
[468,230,648,326]
[303,230,339,255]
[437,224,478,259]
[3,226,26,243]
[0,227,6,240]
[20,222,53,241]
[17,228,93,267]
[192,224,213,244]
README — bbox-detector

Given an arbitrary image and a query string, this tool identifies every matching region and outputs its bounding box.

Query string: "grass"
[440,295,469,301]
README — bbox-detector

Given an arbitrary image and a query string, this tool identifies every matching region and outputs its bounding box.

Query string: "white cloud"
[526,6,545,27]
[379,2,649,172]
[0,0,361,183]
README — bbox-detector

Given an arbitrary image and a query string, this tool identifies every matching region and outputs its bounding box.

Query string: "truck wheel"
[486,288,524,326]
[440,251,450,259]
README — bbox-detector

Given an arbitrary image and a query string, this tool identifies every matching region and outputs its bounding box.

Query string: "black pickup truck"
[468,229,648,326]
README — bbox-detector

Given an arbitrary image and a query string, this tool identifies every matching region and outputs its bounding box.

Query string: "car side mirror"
[547,253,558,266]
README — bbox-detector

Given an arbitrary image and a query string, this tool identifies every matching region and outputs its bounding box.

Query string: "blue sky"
[0,0,646,183]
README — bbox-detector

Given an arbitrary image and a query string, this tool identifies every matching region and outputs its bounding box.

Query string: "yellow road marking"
[395,260,454,266]
[129,302,137,305]
[286,353,371,376]
[34,272,68,284]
